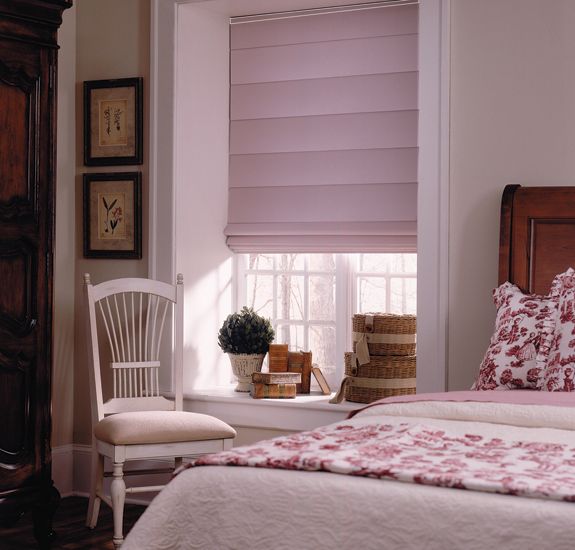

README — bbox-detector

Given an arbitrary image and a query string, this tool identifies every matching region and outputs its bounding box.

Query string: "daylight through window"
[236,253,416,388]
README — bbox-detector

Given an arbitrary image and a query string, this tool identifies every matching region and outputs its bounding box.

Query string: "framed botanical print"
[83,77,143,166]
[83,172,142,259]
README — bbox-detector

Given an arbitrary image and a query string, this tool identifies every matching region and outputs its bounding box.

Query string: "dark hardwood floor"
[0,497,146,549]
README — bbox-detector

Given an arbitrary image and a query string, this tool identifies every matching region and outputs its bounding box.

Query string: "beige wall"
[448,0,575,389]
[53,5,77,447]
[72,0,150,444]
[175,5,235,391]
[55,0,575,446]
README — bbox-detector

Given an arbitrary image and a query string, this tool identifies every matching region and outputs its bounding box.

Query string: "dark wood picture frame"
[83,172,142,259]
[83,77,143,166]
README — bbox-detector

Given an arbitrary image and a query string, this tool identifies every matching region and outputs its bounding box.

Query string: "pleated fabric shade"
[226,3,418,253]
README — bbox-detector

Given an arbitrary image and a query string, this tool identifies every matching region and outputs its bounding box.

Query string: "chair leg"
[86,447,104,528]
[111,461,126,548]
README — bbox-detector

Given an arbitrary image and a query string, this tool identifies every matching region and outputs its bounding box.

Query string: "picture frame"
[83,77,143,166]
[83,172,142,259]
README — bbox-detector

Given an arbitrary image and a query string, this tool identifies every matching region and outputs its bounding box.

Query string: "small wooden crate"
[342,352,416,404]
[352,313,416,357]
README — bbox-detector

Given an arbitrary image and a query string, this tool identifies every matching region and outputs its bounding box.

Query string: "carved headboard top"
[499,185,575,294]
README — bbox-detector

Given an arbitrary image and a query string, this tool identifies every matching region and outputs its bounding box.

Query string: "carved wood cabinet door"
[0,38,54,492]
[0,0,71,543]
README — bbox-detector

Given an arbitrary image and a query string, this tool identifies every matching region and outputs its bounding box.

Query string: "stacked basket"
[332,313,417,404]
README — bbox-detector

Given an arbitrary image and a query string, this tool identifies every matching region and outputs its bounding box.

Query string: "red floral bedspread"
[188,422,575,502]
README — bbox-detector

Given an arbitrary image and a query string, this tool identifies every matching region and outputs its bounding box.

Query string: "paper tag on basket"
[355,334,371,365]
[329,377,349,404]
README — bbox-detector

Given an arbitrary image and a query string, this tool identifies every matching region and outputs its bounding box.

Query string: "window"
[227,5,419,393]
[236,253,416,388]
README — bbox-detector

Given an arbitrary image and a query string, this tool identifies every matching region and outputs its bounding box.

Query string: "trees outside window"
[237,253,416,387]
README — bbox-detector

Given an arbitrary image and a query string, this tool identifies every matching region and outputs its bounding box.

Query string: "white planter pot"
[228,353,265,392]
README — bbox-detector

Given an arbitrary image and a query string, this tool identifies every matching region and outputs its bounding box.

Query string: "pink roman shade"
[226,3,418,253]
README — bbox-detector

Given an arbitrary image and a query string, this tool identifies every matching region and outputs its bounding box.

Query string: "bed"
[122,185,575,550]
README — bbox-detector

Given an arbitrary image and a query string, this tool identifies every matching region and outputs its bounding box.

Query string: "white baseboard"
[52,444,171,505]
[52,444,75,497]
[72,443,93,498]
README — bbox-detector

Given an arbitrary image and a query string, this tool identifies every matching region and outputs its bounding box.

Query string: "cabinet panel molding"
[0,239,38,337]
[0,60,40,222]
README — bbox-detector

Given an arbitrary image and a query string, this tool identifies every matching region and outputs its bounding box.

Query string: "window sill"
[183,386,359,432]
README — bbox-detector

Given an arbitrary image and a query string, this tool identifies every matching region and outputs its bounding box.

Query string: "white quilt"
[123,399,575,550]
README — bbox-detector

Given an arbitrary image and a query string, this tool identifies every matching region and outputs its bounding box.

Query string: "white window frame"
[235,253,416,384]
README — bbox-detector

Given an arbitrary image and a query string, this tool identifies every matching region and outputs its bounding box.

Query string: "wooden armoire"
[0,0,71,545]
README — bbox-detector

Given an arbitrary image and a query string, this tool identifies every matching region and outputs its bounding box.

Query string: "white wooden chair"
[83,273,236,548]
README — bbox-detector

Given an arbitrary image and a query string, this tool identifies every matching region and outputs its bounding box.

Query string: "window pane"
[310,275,335,321]
[360,253,392,272]
[388,253,417,273]
[360,253,417,274]
[246,274,273,318]
[247,253,274,271]
[401,253,417,273]
[390,277,417,314]
[277,253,304,271]
[358,277,386,313]
[275,324,304,351]
[310,325,337,386]
[276,274,304,320]
[308,253,336,272]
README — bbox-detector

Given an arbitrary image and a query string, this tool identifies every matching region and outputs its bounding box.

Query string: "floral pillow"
[548,267,575,299]
[473,282,557,390]
[539,268,575,392]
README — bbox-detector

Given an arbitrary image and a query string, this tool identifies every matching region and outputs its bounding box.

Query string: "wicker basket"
[342,352,416,403]
[352,313,416,357]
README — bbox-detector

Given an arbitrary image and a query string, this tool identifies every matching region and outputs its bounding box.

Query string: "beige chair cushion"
[94,411,236,445]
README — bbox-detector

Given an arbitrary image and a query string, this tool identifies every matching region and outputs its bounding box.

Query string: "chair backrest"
[84,274,184,423]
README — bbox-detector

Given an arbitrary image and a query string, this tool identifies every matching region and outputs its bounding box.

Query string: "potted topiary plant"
[218,306,275,391]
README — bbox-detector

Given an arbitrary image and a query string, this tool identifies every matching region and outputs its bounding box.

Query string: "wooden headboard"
[499,185,575,294]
